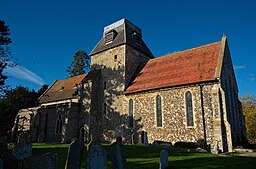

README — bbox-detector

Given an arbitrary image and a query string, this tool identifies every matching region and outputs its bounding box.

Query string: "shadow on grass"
[171,156,256,169]
[32,144,256,169]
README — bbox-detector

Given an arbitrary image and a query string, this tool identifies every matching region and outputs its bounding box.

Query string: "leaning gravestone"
[86,136,107,169]
[65,139,84,169]
[159,150,168,169]
[111,136,127,169]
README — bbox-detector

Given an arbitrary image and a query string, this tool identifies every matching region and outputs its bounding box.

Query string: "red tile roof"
[39,74,87,103]
[124,41,221,94]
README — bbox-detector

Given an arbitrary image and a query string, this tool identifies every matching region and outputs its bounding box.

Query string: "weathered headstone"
[111,136,127,169]
[17,132,30,143]
[13,142,32,161]
[144,132,148,146]
[65,139,84,169]
[24,153,58,169]
[0,158,3,169]
[13,132,32,161]
[86,136,107,169]
[159,150,168,169]
[212,140,219,154]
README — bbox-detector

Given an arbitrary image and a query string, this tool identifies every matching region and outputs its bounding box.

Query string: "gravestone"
[86,136,107,169]
[159,150,168,169]
[13,133,32,161]
[0,158,3,169]
[65,139,84,169]
[144,132,148,146]
[212,140,219,154]
[13,133,32,160]
[111,136,127,169]
[17,132,31,143]
[24,153,58,169]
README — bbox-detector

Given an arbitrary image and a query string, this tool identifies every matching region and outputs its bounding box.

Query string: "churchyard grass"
[32,143,256,169]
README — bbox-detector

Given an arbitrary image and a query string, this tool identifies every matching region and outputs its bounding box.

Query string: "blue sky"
[1,0,256,96]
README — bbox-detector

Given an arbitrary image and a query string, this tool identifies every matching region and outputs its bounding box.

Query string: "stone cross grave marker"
[111,136,127,169]
[86,136,107,169]
[65,139,84,169]
[159,150,168,169]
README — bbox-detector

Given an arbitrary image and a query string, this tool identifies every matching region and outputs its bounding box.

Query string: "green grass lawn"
[32,143,256,169]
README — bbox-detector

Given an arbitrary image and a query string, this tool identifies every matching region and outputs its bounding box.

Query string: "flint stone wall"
[124,84,216,146]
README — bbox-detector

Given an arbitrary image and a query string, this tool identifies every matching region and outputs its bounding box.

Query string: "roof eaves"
[124,79,219,95]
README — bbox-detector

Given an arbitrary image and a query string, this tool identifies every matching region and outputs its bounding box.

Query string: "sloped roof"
[39,74,88,104]
[124,41,221,94]
[90,18,154,58]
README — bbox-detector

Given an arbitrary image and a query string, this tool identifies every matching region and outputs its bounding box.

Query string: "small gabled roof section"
[90,18,154,58]
[38,74,87,104]
[124,40,223,94]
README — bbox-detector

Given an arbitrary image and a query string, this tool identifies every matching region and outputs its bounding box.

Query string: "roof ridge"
[153,41,221,61]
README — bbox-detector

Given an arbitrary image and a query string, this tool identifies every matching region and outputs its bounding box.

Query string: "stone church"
[13,18,247,152]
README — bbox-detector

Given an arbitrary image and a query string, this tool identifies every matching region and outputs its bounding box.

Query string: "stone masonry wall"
[124,84,217,147]
[220,43,245,146]
[37,103,80,143]
[125,45,151,88]
[91,45,126,142]
[90,45,152,142]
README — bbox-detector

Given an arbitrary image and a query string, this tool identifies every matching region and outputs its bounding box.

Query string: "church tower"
[89,19,153,142]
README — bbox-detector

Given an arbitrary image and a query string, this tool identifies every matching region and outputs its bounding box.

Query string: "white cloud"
[234,65,246,70]
[5,63,45,86]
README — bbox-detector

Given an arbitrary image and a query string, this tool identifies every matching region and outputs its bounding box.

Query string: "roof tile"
[125,41,221,94]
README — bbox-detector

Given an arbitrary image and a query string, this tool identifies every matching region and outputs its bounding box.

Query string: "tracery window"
[185,91,194,127]
[156,95,162,127]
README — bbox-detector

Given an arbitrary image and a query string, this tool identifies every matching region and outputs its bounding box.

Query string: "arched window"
[185,91,194,127]
[56,115,62,134]
[128,99,133,128]
[156,95,162,127]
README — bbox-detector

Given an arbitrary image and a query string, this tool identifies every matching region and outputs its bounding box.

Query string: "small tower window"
[114,55,117,62]
[105,29,117,44]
